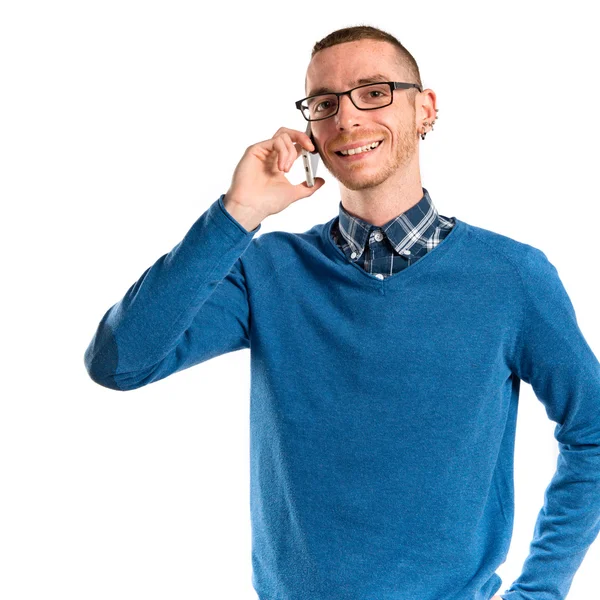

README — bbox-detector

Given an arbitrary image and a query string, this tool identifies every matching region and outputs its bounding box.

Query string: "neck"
[338,156,424,227]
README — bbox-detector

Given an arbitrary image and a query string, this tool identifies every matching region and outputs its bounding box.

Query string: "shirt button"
[374,232,383,242]
[375,273,384,280]
[350,251,357,259]
[402,249,411,255]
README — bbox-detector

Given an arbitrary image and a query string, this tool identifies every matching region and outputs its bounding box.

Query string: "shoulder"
[461,222,570,336]
[239,220,332,274]
[249,221,328,250]
[462,220,553,278]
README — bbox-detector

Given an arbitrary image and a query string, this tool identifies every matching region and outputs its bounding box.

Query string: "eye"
[316,100,332,112]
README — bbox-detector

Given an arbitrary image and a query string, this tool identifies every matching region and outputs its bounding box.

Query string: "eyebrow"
[307,73,391,97]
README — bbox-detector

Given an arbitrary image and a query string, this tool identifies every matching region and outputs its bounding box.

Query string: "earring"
[420,108,439,140]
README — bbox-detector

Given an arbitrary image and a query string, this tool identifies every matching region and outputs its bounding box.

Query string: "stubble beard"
[319,124,418,192]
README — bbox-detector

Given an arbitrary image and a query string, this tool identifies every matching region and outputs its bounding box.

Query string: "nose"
[334,93,363,130]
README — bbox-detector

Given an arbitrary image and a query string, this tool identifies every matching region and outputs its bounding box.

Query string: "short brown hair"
[306,25,422,104]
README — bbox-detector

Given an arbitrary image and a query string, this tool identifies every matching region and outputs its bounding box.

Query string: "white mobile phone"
[301,122,319,187]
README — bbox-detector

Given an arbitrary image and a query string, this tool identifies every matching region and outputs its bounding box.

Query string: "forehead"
[305,39,402,96]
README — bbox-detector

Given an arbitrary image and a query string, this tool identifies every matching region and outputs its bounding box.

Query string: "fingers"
[253,127,317,175]
[272,127,315,153]
[273,132,307,173]
[272,137,288,172]
[282,135,296,171]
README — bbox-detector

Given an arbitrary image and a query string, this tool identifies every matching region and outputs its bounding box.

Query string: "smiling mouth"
[334,139,384,157]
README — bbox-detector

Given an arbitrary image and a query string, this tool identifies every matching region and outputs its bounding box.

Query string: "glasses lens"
[302,83,392,121]
[350,83,392,109]
[303,94,338,121]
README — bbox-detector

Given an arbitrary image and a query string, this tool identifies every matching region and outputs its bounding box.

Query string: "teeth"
[340,140,381,156]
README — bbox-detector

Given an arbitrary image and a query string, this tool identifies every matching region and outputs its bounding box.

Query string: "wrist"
[223,194,265,233]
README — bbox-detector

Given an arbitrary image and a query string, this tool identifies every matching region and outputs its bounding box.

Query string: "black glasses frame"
[295,81,422,122]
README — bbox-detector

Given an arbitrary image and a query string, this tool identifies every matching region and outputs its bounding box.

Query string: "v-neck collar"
[320,212,468,288]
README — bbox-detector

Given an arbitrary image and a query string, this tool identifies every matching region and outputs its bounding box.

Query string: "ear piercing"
[420,108,439,140]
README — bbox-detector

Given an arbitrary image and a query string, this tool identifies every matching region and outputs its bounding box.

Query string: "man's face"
[305,39,420,191]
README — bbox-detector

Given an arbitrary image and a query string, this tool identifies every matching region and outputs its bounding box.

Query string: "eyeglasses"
[295,81,422,122]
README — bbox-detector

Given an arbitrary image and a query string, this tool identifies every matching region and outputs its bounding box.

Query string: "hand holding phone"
[301,122,320,187]
[225,126,324,228]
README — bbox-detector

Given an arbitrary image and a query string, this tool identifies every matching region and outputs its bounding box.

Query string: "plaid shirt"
[331,187,456,279]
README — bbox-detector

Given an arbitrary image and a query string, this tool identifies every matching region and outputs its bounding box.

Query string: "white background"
[1,1,599,598]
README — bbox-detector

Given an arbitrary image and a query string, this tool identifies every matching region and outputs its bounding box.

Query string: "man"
[84,25,600,600]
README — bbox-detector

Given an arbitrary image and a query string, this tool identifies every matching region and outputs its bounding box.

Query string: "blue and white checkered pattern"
[331,187,455,278]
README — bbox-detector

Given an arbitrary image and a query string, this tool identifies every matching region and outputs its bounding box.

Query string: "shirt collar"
[336,187,442,260]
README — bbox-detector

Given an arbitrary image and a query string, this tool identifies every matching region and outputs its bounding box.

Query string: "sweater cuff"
[217,193,262,236]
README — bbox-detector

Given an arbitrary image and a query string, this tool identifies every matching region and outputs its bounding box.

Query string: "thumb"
[293,177,326,201]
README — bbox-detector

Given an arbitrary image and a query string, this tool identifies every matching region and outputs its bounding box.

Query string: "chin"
[339,173,391,191]
[334,162,397,191]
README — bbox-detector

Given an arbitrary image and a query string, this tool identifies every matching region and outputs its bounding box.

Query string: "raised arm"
[84,126,324,391]
[84,195,261,390]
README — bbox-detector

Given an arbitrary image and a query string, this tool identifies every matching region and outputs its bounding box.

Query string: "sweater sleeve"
[83,194,261,391]
[503,247,600,600]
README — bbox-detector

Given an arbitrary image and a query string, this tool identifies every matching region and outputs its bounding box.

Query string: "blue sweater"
[84,194,600,600]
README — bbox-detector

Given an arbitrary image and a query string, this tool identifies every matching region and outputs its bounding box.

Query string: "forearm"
[84,194,259,390]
